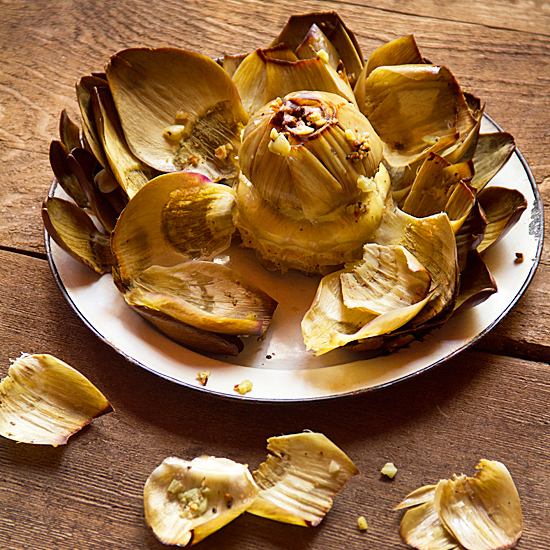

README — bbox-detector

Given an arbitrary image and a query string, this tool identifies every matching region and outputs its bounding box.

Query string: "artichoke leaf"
[453,250,497,315]
[231,49,269,116]
[76,74,110,169]
[106,47,248,180]
[444,180,477,233]
[400,500,460,550]
[374,208,459,329]
[93,86,157,199]
[470,132,515,192]
[358,65,474,168]
[434,460,523,550]
[221,51,248,78]
[341,244,431,314]
[354,34,424,103]
[42,196,115,274]
[455,201,487,272]
[476,186,527,253]
[122,261,277,336]
[295,23,341,69]
[271,11,364,86]
[0,354,112,446]
[247,432,358,526]
[394,484,438,511]
[111,172,237,284]
[144,456,259,547]
[59,108,82,152]
[49,140,89,208]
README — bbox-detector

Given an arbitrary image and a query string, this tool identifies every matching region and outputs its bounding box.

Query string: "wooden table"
[1,1,549,548]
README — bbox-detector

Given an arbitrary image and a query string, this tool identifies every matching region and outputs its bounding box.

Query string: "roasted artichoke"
[44,11,526,359]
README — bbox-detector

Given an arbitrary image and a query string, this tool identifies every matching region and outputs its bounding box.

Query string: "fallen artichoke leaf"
[0,354,112,445]
[396,460,523,550]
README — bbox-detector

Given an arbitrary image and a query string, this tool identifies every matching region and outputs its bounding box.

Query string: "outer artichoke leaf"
[144,456,259,547]
[123,261,278,336]
[221,51,248,78]
[93,86,157,199]
[129,303,244,357]
[444,180,477,233]
[264,56,357,106]
[247,432,358,527]
[476,186,527,253]
[402,153,474,219]
[49,140,89,208]
[295,23,341,69]
[341,244,431,314]
[455,200,487,272]
[358,65,467,167]
[400,500,460,550]
[263,43,299,62]
[59,109,82,152]
[394,484,438,511]
[42,196,115,274]
[106,47,249,181]
[434,460,523,550]
[354,34,424,104]
[441,105,483,166]
[271,11,364,86]
[374,208,459,329]
[0,354,112,446]
[111,172,236,283]
[231,49,268,116]
[76,74,110,169]
[470,132,515,192]
[453,250,497,315]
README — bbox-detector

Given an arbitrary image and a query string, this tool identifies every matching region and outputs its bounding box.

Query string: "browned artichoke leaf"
[111,171,236,284]
[400,500,460,550]
[444,180,477,232]
[394,484,438,511]
[476,186,527,252]
[455,200,487,272]
[42,196,115,274]
[301,245,434,355]
[434,460,523,550]
[295,23,341,69]
[67,148,120,233]
[59,109,82,152]
[374,208,459,329]
[247,432,358,527]
[221,51,248,78]
[49,140,89,208]
[470,132,515,192]
[0,354,112,446]
[358,65,474,168]
[93,86,157,199]
[106,47,248,181]
[354,34,424,103]
[122,261,277,337]
[441,105,483,165]
[454,250,497,315]
[76,74,110,169]
[271,11,364,86]
[263,43,299,62]
[130,304,244,357]
[402,153,474,221]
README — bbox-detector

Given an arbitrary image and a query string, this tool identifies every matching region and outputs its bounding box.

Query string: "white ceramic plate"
[46,116,543,402]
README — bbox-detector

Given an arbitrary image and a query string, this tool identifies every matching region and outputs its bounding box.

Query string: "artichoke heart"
[0,354,112,446]
[302,244,434,355]
[247,432,359,526]
[122,261,277,336]
[144,456,259,546]
[105,47,249,182]
[235,90,389,274]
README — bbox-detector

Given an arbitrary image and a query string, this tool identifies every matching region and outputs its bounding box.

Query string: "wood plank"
[1,253,549,549]
[1,0,549,252]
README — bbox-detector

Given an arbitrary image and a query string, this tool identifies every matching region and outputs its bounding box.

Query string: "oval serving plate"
[45,115,543,402]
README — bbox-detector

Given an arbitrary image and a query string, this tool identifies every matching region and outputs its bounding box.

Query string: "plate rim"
[44,113,544,404]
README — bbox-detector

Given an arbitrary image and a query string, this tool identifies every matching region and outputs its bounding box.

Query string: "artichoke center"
[270,92,336,143]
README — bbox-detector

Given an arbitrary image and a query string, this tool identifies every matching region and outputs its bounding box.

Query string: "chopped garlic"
[293,124,315,136]
[268,133,291,157]
[246,312,258,321]
[345,129,356,141]
[270,127,279,140]
[317,49,329,63]
[163,125,186,141]
[357,175,376,193]
[381,462,398,479]
[357,515,368,531]
[215,145,228,160]
[196,371,211,387]
[329,460,340,474]
[234,380,253,395]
